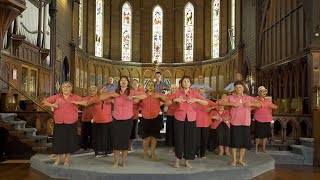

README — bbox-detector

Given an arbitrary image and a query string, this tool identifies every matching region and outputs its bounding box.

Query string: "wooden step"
[8,130,27,137]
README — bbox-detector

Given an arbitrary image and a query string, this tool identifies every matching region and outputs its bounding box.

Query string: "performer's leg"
[150,136,157,160]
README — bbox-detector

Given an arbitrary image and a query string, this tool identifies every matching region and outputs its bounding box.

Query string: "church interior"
[0,0,320,179]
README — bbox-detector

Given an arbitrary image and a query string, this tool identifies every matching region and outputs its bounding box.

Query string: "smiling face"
[198,88,206,96]
[88,86,98,97]
[61,82,72,95]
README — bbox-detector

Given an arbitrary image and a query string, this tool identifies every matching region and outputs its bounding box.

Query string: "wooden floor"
[0,163,319,180]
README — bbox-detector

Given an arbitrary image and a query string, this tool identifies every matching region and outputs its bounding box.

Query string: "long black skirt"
[92,122,112,155]
[138,116,162,139]
[130,119,138,139]
[215,123,230,146]
[165,115,175,146]
[254,120,272,138]
[230,125,252,148]
[52,123,79,154]
[112,119,133,150]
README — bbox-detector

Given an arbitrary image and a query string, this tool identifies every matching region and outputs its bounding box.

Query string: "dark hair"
[234,81,249,94]
[155,71,161,75]
[145,81,155,92]
[180,76,192,87]
[116,76,131,96]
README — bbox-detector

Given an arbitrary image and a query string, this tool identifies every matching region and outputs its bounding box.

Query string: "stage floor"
[30,147,274,180]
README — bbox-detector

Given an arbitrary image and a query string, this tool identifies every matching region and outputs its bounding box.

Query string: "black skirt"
[138,116,163,139]
[230,125,252,148]
[130,119,138,139]
[254,120,272,138]
[215,123,230,146]
[165,115,175,146]
[52,123,79,154]
[92,122,112,154]
[112,119,133,150]
[208,129,217,151]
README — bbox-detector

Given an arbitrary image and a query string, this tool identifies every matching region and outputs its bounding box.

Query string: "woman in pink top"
[211,105,231,156]
[90,86,119,157]
[195,87,218,158]
[111,76,146,168]
[164,85,178,150]
[219,81,261,166]
[167,76,208,168]
[254,86,278,153]
[80,86,97,150]
[129,79,145,151]
[42,81,87,166]
[139,81,166,159]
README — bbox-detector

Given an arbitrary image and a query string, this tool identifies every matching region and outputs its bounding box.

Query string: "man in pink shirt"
[253,86,278,153]
[167,76,208,168]
[219,81,261,167]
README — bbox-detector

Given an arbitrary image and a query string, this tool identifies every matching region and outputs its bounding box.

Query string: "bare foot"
[185,161,192,168]
[174,160,180,168]
[151,153,156,160]
[229,161,237,166]
[53,160,60,166]
[144,154,148,159]
[262,149,267,153]
[238,161,248,166]
[201,156,206,159]
[255,149,258,154]
[113,163,118,168]
[63,162,69,167]
[218,151,223,156]
[122,162,127,168]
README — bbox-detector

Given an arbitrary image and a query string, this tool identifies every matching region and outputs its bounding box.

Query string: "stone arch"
[131,69,140,82]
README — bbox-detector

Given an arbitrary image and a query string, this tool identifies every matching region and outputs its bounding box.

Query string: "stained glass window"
[212,0,220,58]
[152,5,163,63]
[95,0,103,57]
[121,2,132,61]
[79,0,83,49]
[184,2,194,62]
[230,0,236,49]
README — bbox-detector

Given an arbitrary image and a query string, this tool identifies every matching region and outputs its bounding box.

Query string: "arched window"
[121,2,132,61]
[212,0,220,58]
[184,2,194,62]
[95,0,103,57]
[152,5,163,63]
[229,0,236,49]
[79,0,84,49]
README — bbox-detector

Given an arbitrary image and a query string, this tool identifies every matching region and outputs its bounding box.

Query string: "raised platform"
[30,148,275,180]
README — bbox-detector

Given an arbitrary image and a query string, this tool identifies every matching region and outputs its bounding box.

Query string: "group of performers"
[42,72,278,168]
